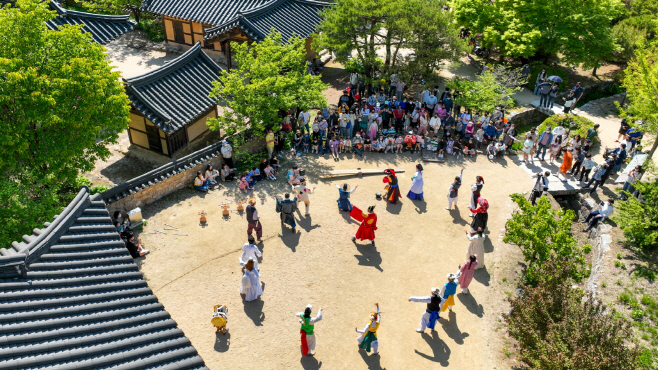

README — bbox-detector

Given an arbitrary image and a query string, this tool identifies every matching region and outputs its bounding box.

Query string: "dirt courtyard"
[136,152,533,370]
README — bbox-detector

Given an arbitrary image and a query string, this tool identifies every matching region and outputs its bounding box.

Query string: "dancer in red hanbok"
[350,205,378,244]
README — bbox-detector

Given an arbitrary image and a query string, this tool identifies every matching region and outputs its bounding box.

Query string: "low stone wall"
[508,108,549,127]
[103,133,265,215]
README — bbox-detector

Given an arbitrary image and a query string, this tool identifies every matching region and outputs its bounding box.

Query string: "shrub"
[615,176,658,250]
[344,58,364,74]
[138,18,165,42]
[528,64,569,92]
[505,257,641,369]
[504,195,590,285]
[536,114,597,141]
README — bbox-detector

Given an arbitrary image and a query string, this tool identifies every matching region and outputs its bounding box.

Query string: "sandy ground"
[136,152,532,370]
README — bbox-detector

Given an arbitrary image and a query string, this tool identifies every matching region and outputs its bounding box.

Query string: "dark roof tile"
[204,0,331,43]
[0,187,208,370]
[123,42,223,133]
[142,0,270,26]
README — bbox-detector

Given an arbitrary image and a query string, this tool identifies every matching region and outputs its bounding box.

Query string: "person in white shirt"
[355,303,381,355]
[552,123,566,143]
[582,200,614,231]
[239,235,262,271]
[221,141,234,168]
[294,177,315,216]
[429,114,441,133]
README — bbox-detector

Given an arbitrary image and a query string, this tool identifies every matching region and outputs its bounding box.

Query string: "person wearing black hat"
[274,193,298,233]
[383,169,401,204]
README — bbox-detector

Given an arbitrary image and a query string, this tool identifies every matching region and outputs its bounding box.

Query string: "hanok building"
[142,0,331,68]
[124,42,223,157]
[0,0,137,45]
[0,187,208,369]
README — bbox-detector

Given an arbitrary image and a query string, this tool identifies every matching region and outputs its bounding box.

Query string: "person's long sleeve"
[409,296,432,303]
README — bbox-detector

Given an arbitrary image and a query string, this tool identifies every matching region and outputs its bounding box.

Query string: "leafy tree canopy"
[503,194,591,285]
[314,0,466,86]
[446,65,523,113]
[79,0,144,22]
[615,174,658,250]
[451,0,624,68]
[207,31,327,137]
[0,0,130,247]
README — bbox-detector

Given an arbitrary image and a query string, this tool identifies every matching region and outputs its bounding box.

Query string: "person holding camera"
[582,200,614,232]
[530,171,550,205]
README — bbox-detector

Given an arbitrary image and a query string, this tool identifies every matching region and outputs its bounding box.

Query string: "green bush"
[138,18,165,43]
[528,64,569,92]
[615,176,658,250]
[344,58,364,74]
[536,114,596,140]
[235,149,269,174]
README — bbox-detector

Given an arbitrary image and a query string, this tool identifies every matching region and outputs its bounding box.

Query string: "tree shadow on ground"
[213,332,230,352]
[243,297,265,326]
[358,349,386,370]
[99,155,158,185]
[415,331,451,366]
[300,355,322,370]
[354,243,383,272]
[457,293,484,318]
[440,312,469,345]
[473,267,491,286]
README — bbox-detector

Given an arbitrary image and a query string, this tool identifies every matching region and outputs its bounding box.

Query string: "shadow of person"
[440,312,469,344]
[413,199,428,214]
[483,236,495,253]
[299,355,322,370]
[359,349,386,370]
[243,297,265,326]
[298,215,322,233]
[473,267,490,286]
[450,209,469,226]
[457,293,484,317]
[354,244,383,272]
[214,331,230,353]
[280,223,301,252]
[385,200,403,215]
[415,331,450,366]
[341,210,360,224]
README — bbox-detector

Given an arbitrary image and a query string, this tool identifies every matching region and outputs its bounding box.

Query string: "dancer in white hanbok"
[296,304,323,356]
[406,164,424,200]
[240,259,263,302]
[356,303,381,354]
[409,287,444,332]
[239,235,262,270]
[465,228,486,269]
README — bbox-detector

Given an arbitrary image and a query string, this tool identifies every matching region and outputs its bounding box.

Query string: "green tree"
[0,0,130,247]
[446,65,523,113]
[505,256,641,369]
[80,0,144,23]
[452,0,623,69]
[314,0,465,87]
[503,194,591,285]
[615,175,658,250]
[207,31,327,137]
[616,44,658,158]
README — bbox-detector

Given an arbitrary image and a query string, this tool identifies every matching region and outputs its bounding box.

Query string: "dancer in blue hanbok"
[406,164,424,200]
[336,183,358,211]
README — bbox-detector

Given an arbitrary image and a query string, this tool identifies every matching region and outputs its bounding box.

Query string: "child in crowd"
[364,136,372,152]
[270,156,281,172]
[452,140,462,157]
[446,135,455,155]
[312,137,319,153]
[494,141,506,157]
[393,135,402,153]
[251,167,262,181]
[339,138,345,153]
[463,142,476,157]
[486,141,496,159]
[302,132,310,153]
[475,126,484,148]
[427,135,439,154]
[330,136,340,159]
[464,121,475,139]
[415,135,423,152]
[404,132,416,153]
[239,174,251,194]
[384,135,395,153]
[437,137,447,158]
[264,164,276,180]
[344,137,352,153]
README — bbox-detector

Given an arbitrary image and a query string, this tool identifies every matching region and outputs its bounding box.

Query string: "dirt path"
[136,152,532,370]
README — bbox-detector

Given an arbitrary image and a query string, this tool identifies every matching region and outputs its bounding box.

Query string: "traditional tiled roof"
[123,42,223,134]
[204,0,331,43]
[47,1,136,45]
[0,187,208,370]
[142,0,270,27]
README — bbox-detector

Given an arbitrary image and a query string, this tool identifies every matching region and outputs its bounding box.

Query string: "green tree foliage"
[446,66,523,113]
[503,195,591,285]
[615,176,658,250]
[0,0,130,247]
[616,44,658,157]
[314,0,466,86]
[452,0,623,67]
[80,0,144,22]
[207,31,327,137]
[504,256,641,369]
[537,114,597,140]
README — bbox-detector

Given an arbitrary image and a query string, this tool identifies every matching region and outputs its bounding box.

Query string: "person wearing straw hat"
[409,288,444,332]
[440,273,459,313]
[355,303,381,355]
[246,198,263,241]
[336,183,358,211]
[296,304,323,356]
